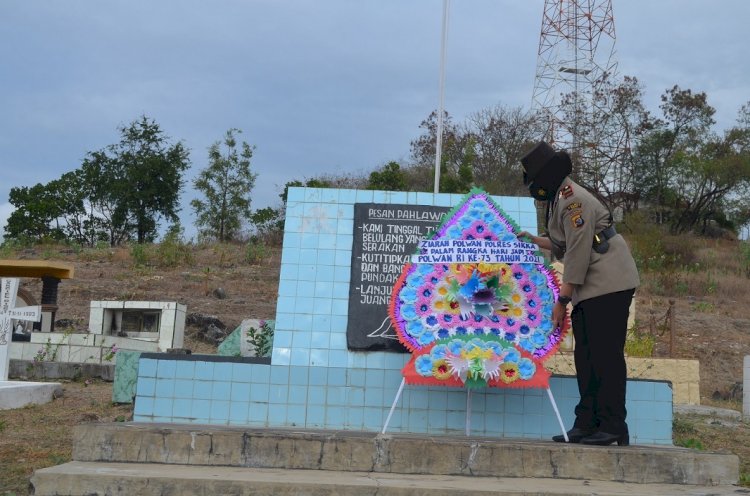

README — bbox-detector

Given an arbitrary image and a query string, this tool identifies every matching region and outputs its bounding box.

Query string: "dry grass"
[0,381,132,496]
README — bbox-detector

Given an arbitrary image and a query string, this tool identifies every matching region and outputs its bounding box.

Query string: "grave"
[32,187,738,493]
[0,277,61,409]
[88,300,186,351]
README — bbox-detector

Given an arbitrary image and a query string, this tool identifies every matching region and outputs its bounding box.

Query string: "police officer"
[518,141,639,446]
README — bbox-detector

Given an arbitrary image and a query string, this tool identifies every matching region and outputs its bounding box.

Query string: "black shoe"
[580,431,630,446]
[552,427,595,443]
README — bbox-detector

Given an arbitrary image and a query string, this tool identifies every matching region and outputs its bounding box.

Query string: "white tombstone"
[1,278,41,381]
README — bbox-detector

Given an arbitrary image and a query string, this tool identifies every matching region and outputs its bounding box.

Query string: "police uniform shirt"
[546,177,640,305]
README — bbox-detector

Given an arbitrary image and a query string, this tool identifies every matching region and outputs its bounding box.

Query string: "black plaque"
[347,203,449,352]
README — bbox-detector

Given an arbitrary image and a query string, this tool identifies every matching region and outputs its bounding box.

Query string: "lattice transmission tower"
[531,0,622,189]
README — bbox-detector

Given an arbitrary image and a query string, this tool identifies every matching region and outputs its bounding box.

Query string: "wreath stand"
[381,377,569,442]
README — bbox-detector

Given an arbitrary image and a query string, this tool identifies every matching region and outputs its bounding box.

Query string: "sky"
[1,0,748,242]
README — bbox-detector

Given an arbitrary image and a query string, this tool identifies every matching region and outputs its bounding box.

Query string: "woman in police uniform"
[518,141,639,446]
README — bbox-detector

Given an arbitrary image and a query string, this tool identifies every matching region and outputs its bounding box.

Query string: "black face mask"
[528,181,553,201]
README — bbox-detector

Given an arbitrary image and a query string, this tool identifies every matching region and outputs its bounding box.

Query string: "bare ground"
[1,240,749,494]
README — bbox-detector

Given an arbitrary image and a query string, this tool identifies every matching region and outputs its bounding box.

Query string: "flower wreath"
[388,189,569,389]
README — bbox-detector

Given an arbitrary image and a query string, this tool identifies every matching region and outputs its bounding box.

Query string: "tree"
[81,116,190,245]
[464,105,543,196]
[4,183,65,241]
[192,128,257,242]
[367,161,407,191]
[406,110,472,193]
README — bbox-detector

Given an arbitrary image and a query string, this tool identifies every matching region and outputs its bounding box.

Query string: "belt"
[593,225,617,254]
[595,225,617,245]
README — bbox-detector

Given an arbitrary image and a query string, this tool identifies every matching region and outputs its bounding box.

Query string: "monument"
[30,187,739,494]
[0,277,61,409]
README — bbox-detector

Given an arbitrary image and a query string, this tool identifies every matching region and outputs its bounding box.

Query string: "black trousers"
[570,288,635,435]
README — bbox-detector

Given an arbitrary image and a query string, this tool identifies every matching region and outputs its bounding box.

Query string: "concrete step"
[31,461,745,496]
[71,423,739,486]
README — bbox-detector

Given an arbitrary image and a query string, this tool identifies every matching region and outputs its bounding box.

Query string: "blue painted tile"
[310,330,331,349]
[295,280,313,295]
[287,188,304,202]
[139,359,157,377]
[269,385,288,404]
[249,383,269,403]
[174,361,195,380]
[298,264,317,282]
[289,366,308,385]
[427,390,448,410]
[281,248,300,264]
[287,404,306,426]
[172,398,192,418]
[283,232,301,248]
[249,364,270,383]
[518,211,537,229]
[326,386,348,406]
[331,298,349,316]
[193,381,212,400]
[348,353,367,369]
[268,404,287,425]
[309,348,329,367]
[307,386,327,405]
[311,319,332,337]
[523,414,543,436]
[272,330,293,348]
[231,363,252,383]
[326,405,345,427]
[523,394,543,412]
[428,409,447,430]
[291,348,311,366]
[654,383,672,402]
[214,363,233,381]
[505,395,524,414]
[272,347,291,365]
[347,369,366,387]
[350,387,366,407]
[446,411,465,431]
[346,406,364,429]
[301,234,318,249]
[229,402,250,423]
[133,396,154,416]
[191,399,211,419]
[365,353,386,370]
[294,297,314,315]
[333,266,350,283]
[485,413,504,434]
[365,387,383,407]
[293,314,313,332]
[365,369,385,388]
[338,189,357,204]
[308,367,327,385]
[284,216,301,232]
[355,190,374,202]
[327,367,347,386]
[317,250,335,267]
[154,379,174,398]
[210,400,230,420]
[153,398,173,418]
[362,407,385,431]
[306,405,326,427]
[406,409,428,433]
[279,264,298,281]
[156,359,176,379]
[270,366,289,384]
[329,316,348,334]
[194,361,215,381]
[408,388,430,411]
[288,385,308,405]
[137,378,155,397]
[504,414,524,435]
[231,382,251,401]
[249,403,269,424]
[291,331,311,350]
[312,298,333,316]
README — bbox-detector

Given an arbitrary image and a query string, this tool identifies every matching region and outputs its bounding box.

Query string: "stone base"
[0,380,62,410]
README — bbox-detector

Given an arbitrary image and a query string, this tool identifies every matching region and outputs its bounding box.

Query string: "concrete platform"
[29,422,741,494]
[31,461,746,496]
[0,380,62,410]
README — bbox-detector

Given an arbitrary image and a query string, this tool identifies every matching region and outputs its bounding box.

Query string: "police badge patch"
[571,212,584,228]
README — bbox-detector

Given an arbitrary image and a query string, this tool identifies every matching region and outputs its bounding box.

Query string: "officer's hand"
[517,231,536,243]
[553,301,567,330]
